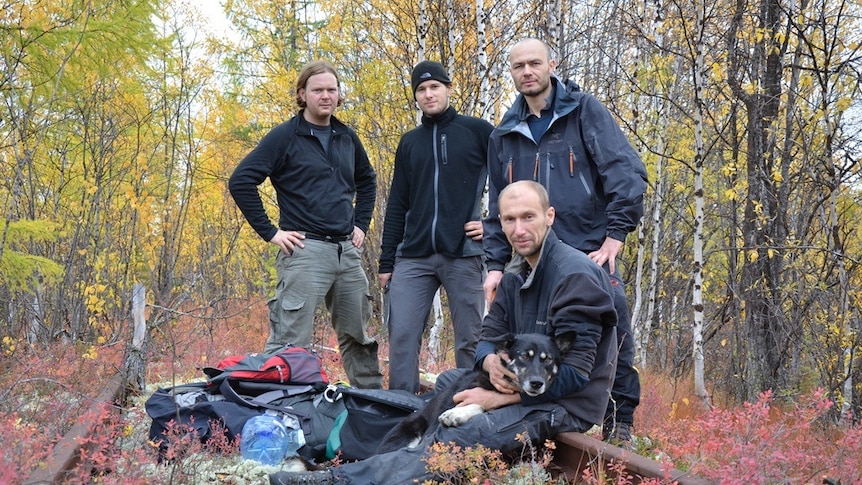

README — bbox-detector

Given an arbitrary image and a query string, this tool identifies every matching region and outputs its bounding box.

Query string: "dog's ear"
[554,331,578,355]
[486,332,515,350]
[501,333,515,350]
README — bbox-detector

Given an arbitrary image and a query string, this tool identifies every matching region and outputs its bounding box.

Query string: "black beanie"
[411,61,451,95]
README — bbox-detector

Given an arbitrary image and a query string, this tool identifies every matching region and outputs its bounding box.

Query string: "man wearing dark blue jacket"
[379,61,494,393]
[483,38,648,446]
[229,60,383,389]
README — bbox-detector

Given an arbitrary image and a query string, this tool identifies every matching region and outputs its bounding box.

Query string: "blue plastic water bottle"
[284,423,304,457]
[240,414,290,466]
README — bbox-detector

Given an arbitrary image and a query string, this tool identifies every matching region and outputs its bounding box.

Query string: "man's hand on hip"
[378,272,392,290]
[269,230,305,255]
[588,237,623,274]
[464,220,483,241]
[352,226,366,248]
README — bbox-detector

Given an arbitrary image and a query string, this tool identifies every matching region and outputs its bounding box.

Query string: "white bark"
[692,0,709,405]
[475,0,490,120]
[425,289,443,369]
[125,283,148,393]
[631,0,667,370]
[416,0,427,125]
[446,0,455,77]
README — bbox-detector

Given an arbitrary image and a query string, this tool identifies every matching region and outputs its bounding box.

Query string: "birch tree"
[691,0,709,405]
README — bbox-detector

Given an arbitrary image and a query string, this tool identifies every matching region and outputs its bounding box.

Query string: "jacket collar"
[420,105,457,127]
[516,228,561,289]
[496,77,581,134]
[294,110,349,134]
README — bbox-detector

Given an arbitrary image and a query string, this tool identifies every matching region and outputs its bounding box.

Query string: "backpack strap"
[218,379,312,418]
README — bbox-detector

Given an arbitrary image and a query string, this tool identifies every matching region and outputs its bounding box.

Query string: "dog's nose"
[528,380,544,392]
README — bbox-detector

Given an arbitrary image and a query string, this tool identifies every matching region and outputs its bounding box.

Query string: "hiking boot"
[603,421,633,449]
[270,469,334,485]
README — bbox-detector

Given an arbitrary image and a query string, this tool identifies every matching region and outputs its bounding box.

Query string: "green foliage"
[0,219,64,292]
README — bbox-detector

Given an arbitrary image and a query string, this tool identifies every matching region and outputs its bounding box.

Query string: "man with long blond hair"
[229,60,383,389]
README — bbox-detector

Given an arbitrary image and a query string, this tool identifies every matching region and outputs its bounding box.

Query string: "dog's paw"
[439,404,484,427]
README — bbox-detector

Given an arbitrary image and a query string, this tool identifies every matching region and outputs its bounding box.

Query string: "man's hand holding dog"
[449,352,522,413]
[482,353,521,394]
[453,386,520,412]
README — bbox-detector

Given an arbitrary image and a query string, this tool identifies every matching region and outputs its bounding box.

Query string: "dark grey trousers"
[605,267,640,426]
[386,255,484,393]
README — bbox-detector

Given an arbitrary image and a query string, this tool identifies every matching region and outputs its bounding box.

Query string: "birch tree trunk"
[475,0,490,120]
[475,0,492,315]
[631,0,667,370]
[425,289,443,370]
[124,283,148,394]
[692,0,709,405]
[632,220,646,366]
[415,0,427,126]
[446,0,455,77]
[643,148,665,369]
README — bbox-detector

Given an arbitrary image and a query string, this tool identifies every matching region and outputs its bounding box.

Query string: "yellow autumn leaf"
[748,249,759,262]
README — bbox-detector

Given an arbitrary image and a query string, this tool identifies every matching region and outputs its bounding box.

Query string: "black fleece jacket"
[379,106,493,273]
[229,112,376,242]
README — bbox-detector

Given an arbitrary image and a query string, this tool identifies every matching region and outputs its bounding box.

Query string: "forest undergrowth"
[2,302,860,484]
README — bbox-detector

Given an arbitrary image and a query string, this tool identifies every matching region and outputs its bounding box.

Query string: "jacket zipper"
[532,152,540,181]
[570,145,593,197]
[431,124,441,252]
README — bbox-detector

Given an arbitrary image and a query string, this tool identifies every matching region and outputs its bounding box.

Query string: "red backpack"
[203,344,329,389]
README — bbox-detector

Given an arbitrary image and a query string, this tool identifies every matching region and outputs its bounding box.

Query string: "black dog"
[376,331,576,454]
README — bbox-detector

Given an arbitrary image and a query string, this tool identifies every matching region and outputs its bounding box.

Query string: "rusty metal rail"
[23,373,126,485]
[552,432,713,484]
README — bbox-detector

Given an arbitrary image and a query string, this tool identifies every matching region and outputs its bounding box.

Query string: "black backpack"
[145,345,344,463]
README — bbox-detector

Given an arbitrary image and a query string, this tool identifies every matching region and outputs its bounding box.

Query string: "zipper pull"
[533,152,539,181]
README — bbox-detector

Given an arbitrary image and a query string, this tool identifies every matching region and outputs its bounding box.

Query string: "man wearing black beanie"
[410,60,451,94]
[379,60,493,393]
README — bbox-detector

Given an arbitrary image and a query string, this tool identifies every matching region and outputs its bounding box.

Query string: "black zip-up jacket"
[475,230,619,427]
[229,112,376,242]
[485,78,648,271]
[378,106,493,274]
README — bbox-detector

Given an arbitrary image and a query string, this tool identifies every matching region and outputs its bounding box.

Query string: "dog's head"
[492,331,576,397]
